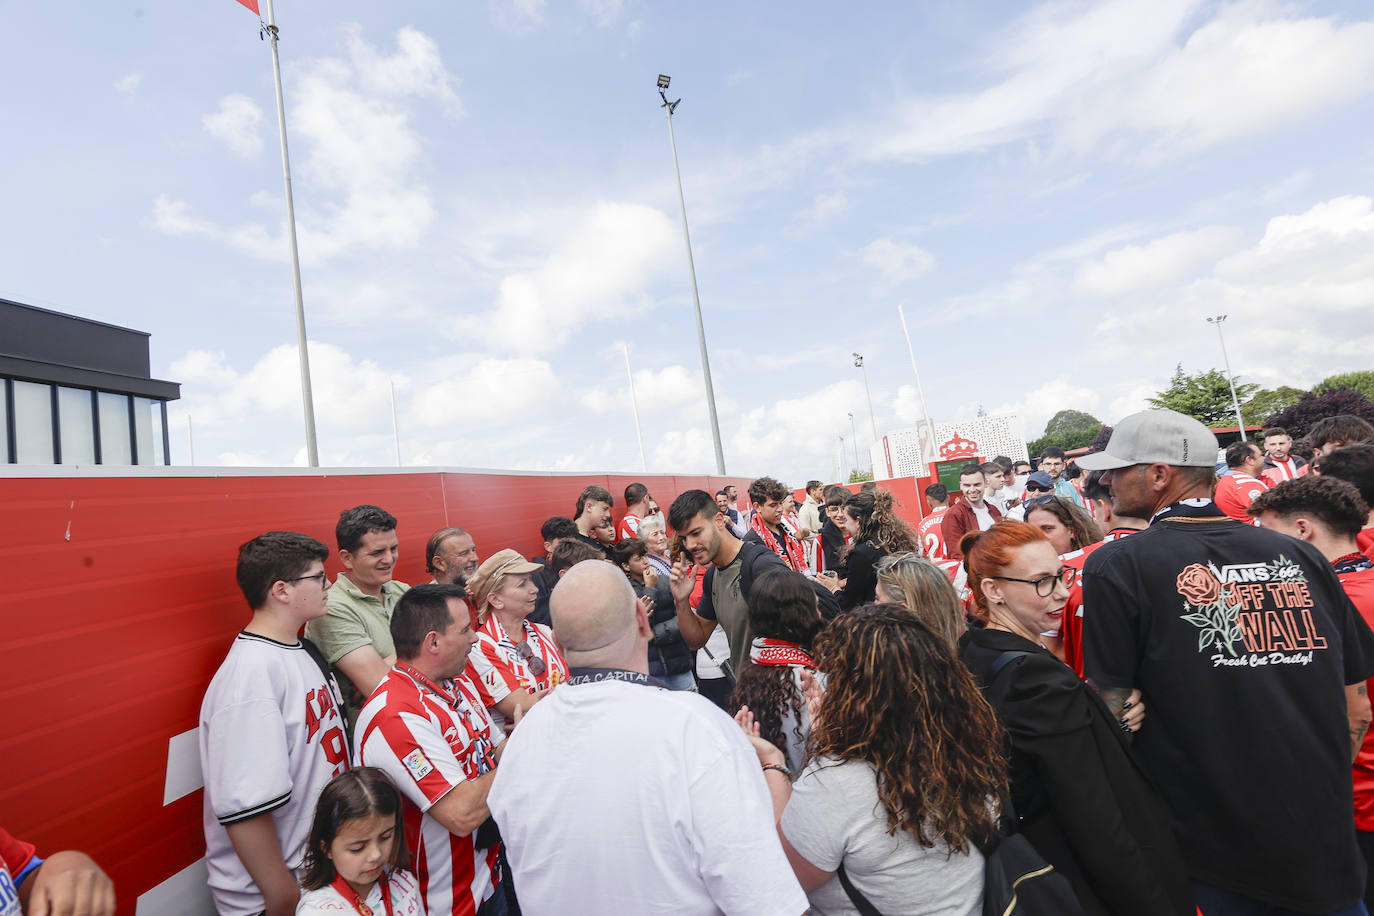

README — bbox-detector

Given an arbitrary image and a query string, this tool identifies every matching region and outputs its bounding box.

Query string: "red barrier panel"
[0,468,754,914]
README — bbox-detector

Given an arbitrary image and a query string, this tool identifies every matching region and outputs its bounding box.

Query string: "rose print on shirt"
[1177,562,1245,656]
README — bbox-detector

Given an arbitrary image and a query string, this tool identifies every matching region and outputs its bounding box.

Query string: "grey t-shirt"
[780,757,984,916]
[710,555,750,675]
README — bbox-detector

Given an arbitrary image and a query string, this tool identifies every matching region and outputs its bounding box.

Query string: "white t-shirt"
[295,869,424,915]
[489,677,808,916]
[201,633,349,916]
[781,757,984,916]
[971,503,995,531]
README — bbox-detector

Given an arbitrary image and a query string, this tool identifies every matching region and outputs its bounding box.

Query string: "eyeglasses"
[1023,485,1051,494]
[990,566,1076,597]
[285,572,330,588]
[516,640,547,677]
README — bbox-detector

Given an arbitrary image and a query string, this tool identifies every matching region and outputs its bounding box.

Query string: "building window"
[13,380,55,464]
[98,392,133,465]
[133,396,167,465]
[0,385,9,462]
[57,387,97,465]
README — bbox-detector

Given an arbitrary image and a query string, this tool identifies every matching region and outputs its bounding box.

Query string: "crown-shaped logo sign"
[939,434,980,459]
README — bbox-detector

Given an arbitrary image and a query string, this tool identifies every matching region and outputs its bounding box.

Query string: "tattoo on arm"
[1095,684,1134,719]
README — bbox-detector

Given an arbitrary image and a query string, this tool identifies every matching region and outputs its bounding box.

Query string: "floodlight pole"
[657,75,726,475]
[849,411,861,472]
[898,304,939,462]
[1206,314,1246,440]
[623,343,648,472]
[264,0,319,466]
[853,353,878,441]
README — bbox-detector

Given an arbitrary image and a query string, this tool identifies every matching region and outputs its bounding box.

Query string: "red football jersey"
[1338,566,1374,830]
[1061,528,1137,678]
[918,507,949,561]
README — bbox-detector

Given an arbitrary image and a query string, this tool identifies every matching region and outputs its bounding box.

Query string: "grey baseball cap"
[1076,409,1218,470]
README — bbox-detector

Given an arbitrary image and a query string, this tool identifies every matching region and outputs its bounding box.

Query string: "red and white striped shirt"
[355,667,505,916]
[617,513,642,542]
[1215,472,1269,523]
[1060,528,1137,677]
[466,615,568,729]
[918,507,950,561]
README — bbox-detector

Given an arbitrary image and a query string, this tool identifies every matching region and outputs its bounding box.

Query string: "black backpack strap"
[836,864,884,916]
[989,649,1031,680]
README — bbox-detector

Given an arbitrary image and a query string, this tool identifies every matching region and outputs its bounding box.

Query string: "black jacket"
[835,541,885,611]
[630,578,693,677]
[819,520,845,572]
[960,628,1194,916]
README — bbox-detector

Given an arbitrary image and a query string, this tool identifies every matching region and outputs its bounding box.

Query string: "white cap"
[1076,409,1218,470]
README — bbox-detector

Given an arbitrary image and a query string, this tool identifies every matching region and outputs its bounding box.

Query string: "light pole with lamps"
[848,411,861,474]
[656,74,726,475]
[1206,314,1247,440]
[853,353,879,442]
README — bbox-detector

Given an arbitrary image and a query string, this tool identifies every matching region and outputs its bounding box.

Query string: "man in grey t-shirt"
[669,489,787,676]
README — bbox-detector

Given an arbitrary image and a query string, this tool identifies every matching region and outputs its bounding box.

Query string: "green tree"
[1147,364,1258,427]
[1026,409,1104,456]
[847,468,873,483]
[1315,371,1374,404]
[1242,386,1305,426]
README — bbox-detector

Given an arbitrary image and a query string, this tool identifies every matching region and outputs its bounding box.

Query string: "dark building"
[2,297,180,465]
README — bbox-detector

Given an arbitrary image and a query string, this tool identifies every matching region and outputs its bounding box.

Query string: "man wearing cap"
[1079,409,1374,915]
[1006,469,1054,522]
[465,549,569,731]
[488,560,809,915]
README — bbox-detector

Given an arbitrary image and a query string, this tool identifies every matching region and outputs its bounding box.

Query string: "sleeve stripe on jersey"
[217,790,292,825]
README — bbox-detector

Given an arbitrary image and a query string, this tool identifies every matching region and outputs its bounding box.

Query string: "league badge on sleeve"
[402,748,434,782]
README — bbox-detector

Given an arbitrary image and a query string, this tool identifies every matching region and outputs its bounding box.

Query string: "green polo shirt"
[305,574,410,717]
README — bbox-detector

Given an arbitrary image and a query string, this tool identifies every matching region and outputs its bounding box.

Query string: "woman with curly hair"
[874,551,966,650]
[729,569,825,772]
[958,521,1193,915]
[819,488,917,610]
[738,606,1005,915]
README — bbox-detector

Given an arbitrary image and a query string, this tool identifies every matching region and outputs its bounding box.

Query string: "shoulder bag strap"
[836,864,884,916]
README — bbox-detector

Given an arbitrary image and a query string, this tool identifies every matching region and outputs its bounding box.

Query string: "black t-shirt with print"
[1083,500,1374,911]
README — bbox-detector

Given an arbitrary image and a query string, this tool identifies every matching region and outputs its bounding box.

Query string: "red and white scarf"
[749,637,816,668]
[751,512,806,571]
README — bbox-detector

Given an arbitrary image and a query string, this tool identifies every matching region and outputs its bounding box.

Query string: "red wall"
[0,468,752,914]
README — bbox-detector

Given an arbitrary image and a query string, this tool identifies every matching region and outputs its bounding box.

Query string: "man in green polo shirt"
[304,504,411,720]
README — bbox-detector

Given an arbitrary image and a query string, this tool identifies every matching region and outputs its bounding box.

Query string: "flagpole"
[898,304,938,463]
[263,0,320,466]
[623,343,648,472]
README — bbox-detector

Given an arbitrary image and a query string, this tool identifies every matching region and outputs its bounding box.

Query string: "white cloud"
[344,24,464,116]
[1091,195,1374,389]
[410,356,557,429]
[114,72,141,95]
[794,191,848,228]
[509,0,546,25]
[1074,225,1244,298]
[158,26,457,265]
[577,0,624,27]
[581,363,701,414]
[202,94,263,158]
[858,237,935,286]
[150,195,217,237]
[474,201,678,354]
[865,1,1374,164]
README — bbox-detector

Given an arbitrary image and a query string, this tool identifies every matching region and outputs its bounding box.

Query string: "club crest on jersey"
[403,748,433,781]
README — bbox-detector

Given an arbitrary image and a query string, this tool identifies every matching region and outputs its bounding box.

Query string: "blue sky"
[4,0,1374,481]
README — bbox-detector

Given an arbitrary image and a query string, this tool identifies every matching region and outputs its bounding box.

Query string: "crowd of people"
[11,410,1374,916]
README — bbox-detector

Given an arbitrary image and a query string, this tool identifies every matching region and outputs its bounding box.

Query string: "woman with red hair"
[957,521,1193,916]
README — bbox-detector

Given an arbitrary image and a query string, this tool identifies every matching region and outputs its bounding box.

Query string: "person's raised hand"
[643,564,659,588]
[669,556,695,604]
[733,706,784,766]
[25,850,116,916]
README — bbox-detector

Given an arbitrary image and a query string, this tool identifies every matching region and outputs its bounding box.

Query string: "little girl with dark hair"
[297,767,424,915]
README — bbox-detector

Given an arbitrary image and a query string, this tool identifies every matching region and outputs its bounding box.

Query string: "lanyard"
[329,873,394,916]
[565,667,666,688]
[395,661,460,707]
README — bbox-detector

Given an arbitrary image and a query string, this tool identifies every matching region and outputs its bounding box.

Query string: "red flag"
[234,0,260,13]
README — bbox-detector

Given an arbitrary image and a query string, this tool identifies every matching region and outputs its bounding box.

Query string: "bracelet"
[761,763,790,777]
